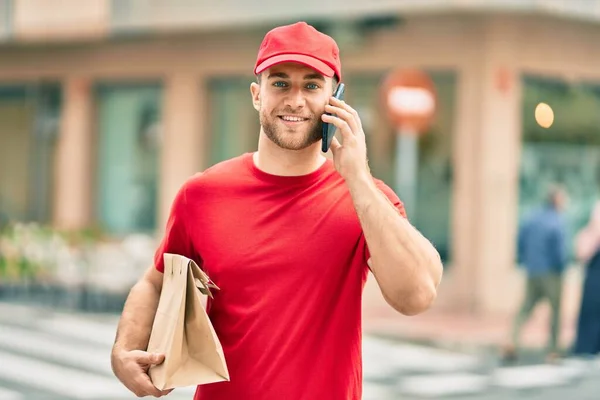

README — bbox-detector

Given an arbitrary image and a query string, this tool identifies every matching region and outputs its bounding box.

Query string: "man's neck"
[254,132,327,176]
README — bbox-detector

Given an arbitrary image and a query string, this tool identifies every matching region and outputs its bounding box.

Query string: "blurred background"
[2,0,600,399]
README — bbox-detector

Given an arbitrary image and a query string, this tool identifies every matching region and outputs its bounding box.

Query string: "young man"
[111,21,443,400]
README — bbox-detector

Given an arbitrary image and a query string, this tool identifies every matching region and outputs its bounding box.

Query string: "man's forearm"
[112,280,160,356]
[347,173,442,315]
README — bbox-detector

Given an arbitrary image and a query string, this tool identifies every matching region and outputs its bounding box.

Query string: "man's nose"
[284,88,306,109]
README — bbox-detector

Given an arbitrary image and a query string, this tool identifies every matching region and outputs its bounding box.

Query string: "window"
[207,77,259,166]
[0,83,60,225]
[96,84,161,235]
[520,75,600,259]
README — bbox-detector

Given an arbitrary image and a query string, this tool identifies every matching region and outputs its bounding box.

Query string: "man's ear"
[250,82,261,112]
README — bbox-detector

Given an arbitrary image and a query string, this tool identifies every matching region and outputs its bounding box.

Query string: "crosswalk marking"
[0,325,111,375]
[0,305,201,399]
[491,364,582,389]
[398,373,489,398]
[2,302,596,399]
[362,382,393,400]
[174,386,197,397]
[387,343,478,372]
[36,315,118,347]
[0,387,24,400]
[363,336,479,373]
[0,351,131,399]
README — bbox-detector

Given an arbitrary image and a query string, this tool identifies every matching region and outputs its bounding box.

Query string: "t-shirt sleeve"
[361,179,407,263]
[153,182,197,273]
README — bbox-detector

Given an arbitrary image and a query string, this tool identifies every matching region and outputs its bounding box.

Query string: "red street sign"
[380,68,437,134]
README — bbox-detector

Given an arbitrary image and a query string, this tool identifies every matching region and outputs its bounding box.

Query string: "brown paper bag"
[147,253,229,390]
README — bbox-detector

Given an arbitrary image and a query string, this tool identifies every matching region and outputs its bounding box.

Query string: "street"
[0,301,598,399]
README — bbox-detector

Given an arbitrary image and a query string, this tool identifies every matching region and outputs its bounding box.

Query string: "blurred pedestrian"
[110,21,443,400]
[503,185,568,363]
[572,201,600,356]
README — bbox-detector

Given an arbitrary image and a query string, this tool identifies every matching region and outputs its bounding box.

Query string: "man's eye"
[273,81,288,87]
[306,83,319,90]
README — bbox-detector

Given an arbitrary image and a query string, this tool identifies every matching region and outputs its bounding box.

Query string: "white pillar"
[159,72,206,228]
[449,18,523,315]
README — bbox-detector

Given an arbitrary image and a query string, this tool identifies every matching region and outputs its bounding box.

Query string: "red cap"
[254,22,342,82]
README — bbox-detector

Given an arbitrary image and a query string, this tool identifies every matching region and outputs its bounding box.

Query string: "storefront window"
[520,75,600,259]
[0,84,60,225]
[207,78,259,166]
[96,84,161,235]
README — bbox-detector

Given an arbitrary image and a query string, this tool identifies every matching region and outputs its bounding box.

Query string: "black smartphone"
[321,83,346,153]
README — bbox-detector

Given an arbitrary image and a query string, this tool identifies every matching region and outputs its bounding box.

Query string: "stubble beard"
[260,110,323,151]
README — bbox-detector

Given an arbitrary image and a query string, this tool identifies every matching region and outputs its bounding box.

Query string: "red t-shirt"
[154,153,405,400]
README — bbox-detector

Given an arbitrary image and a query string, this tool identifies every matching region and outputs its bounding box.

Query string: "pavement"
[0,301,599,400]
[361,272,580,354]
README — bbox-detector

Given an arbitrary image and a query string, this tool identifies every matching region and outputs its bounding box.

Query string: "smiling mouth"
[278,115,309,123]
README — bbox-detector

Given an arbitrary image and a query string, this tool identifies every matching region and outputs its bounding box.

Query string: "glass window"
[346,71,456,263]
[520,75,600,259]
[207,78,259,166]
[96,84,161,235]
[0,84,60,225]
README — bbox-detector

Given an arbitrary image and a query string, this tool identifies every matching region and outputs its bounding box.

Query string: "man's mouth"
[278,115,309,123]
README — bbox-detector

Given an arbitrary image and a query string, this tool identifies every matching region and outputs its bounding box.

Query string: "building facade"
[2,0,600,316]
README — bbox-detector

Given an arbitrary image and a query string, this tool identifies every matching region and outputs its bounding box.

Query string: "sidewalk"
[363,290,578,354]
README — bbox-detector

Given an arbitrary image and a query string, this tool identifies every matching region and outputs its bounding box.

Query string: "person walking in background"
[503,185,568,363]
[572,201,600,356]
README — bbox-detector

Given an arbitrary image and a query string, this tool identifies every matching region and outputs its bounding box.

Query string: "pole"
[394,129,418,218]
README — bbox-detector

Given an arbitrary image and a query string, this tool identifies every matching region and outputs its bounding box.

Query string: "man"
[111,21,443,400]
[504,185,568,362]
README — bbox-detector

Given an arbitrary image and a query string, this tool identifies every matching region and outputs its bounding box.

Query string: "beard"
[260,109,323,151]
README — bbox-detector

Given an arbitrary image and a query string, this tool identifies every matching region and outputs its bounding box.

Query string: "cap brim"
[254,54,335,78]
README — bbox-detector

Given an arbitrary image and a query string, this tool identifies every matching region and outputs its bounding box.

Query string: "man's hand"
[321,96,370,183]
[111,350,173,398]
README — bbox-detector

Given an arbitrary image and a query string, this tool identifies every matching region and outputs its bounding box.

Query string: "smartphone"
[321,83,346,153]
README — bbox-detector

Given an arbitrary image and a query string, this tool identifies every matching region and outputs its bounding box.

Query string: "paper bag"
[147,253,229,390]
